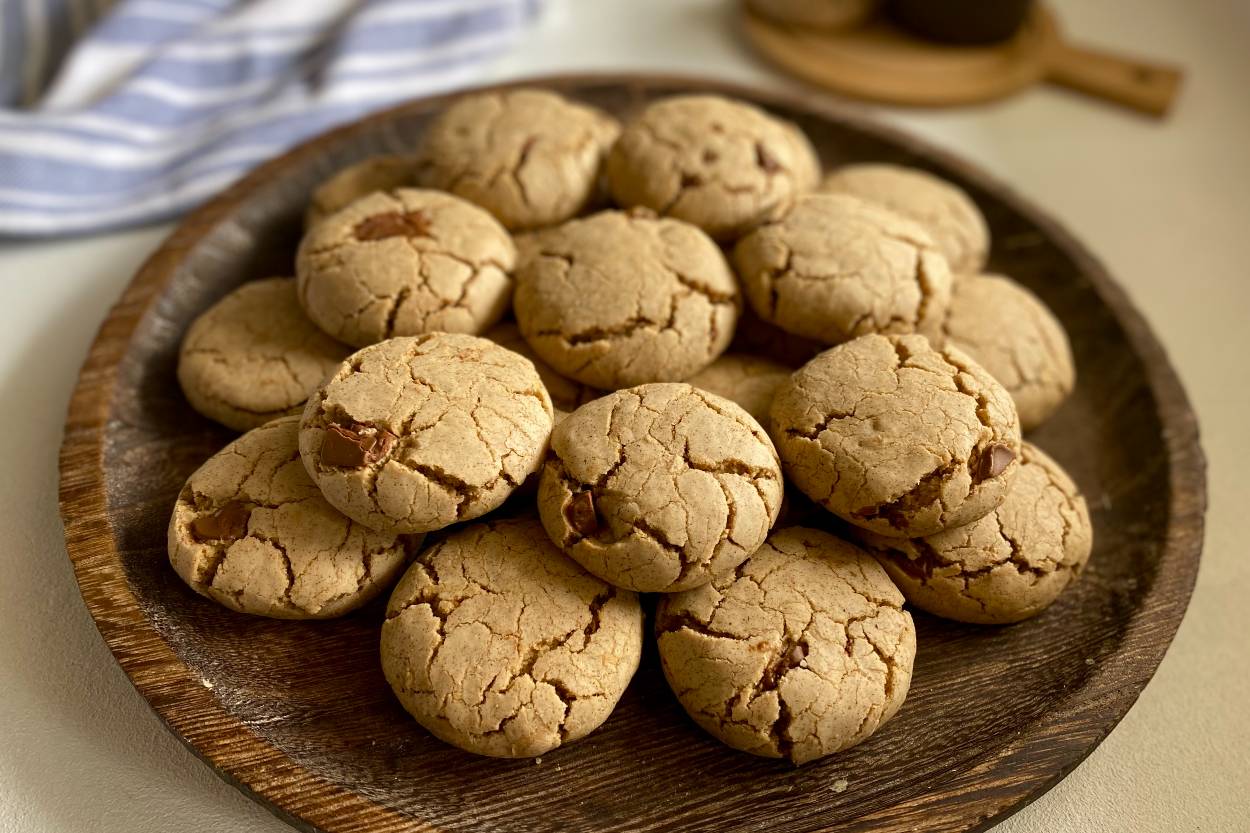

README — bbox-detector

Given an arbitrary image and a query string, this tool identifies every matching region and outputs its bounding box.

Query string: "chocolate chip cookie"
[820,163,989,274]
[177,277,351,432]
[856,442,1093,624]
[771,333,1021,537]
[656,526,915,764]
[606,95,820,240]
[415,88,619,231]
[381,516,643,757]
[942,273,1075,431]
[733,193,952,345]
[299,333,554,534]
[296,188,516,347]
[168,416,416,618]
[537,383,783,593]
[514,210,739,389]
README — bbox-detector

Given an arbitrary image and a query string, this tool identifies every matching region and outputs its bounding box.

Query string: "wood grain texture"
[58,74,1206,833]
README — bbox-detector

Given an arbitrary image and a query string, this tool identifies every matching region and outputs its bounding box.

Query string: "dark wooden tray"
[58,74,1206,833]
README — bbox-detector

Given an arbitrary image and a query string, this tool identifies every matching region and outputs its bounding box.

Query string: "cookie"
[299,333,554,534]
[296,188,516,347]
[177,278,351,432]
[942,273,1075,431]
[514,210,739,389]
[415,88,619,231]
[857,442,1093,624]
[167,416,416,619]
[746,0,878,29]
[656,527,915,764]
[686,353,791,425]
[306,154,420,226]
[380,516,643,758]
[537,383,783,593]
[820,163,989,274]
[733,193,953,345]
[771,333,1021,538]
[605,95,820,240]
[483,321,598,416]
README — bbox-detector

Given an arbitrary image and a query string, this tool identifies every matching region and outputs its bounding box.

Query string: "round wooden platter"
[59,74,1205,833]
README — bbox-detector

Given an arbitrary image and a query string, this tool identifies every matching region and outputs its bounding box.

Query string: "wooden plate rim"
[57,72,1206,833]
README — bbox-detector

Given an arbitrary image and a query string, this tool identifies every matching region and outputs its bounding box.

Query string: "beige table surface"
[1,1,1246,831]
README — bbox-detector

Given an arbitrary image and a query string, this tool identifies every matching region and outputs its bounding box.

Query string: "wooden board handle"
[1044,41,1183,117]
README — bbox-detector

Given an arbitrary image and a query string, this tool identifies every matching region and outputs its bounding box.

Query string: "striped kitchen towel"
[0,0,543,237]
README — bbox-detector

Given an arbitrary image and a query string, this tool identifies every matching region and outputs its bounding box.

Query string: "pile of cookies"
[169,88,1092,765]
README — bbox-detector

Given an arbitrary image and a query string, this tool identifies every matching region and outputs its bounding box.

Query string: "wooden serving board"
[58,75,1206,833]
[739,3,1184,118]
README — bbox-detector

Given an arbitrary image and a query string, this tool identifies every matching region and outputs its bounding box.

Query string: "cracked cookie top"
[414,88,620,231]
[380,516,644,758]
[687,353,792,425]
[733,193,953,346]
[537,383,783,593]
[514,210,740,389]
[484,321,599,417]
[820,163,989,275]
[655,526,915,764]
[305,154,421,227]
[857,442,1093,624]
[299,333,554,535]
[771,333,1021,538]
[942,274,1075,432]
[167,416,417,619]
[177,278,351,432]
[296,188,516,347]
[605,94,820,240]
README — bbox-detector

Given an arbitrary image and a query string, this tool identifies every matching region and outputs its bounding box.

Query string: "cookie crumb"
[832,778,849,793]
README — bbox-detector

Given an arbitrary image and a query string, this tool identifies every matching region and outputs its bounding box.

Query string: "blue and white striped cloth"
[0,0,542,237]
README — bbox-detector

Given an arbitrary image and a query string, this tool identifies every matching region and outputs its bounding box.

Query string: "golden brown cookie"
[656,526,915,764]
[514,210,739,389]
[771,333,1021,538]
[177,278,351,432]
[415,88,619,231]
[167,416,417,619]
[537,383,783,593]
[299,333,553,534]
[820,163,989,275]
[305,154,420,227]
[605,95,820,240]
[686,353,791,425]
[733,193,952,346]
[380,516,643,758]
[942,273,1075,431]
[296,188,516,347]
[483,321,598,416]
[856,442,1092,624]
